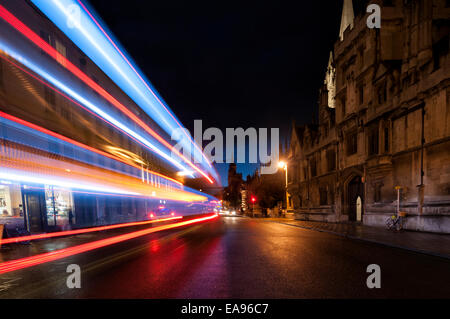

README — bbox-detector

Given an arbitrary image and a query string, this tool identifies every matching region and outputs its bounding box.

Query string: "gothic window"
[326,149,336,172]
[319,186,328,206]
[402,75,410,89]
[384,127,390,153]
[329,188,335,205]
[346,131,357,156]
[368,126,379,156]
[358,47,365,68]
[373,183,383,202]
[310,157,317,177]
[433,35,449,71]
[358,83,364,105]
[330,111,335,126]
[341,96,346,117]
[323,123,329,137]
[377,82,387,105]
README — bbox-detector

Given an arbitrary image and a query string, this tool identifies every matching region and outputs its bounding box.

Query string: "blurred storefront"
[0,181,25,233]
[0,181,75,235]
[44,186,74,230]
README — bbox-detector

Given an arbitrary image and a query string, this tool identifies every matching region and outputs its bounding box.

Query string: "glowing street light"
[278,161,290,214]
[278,161,287,169]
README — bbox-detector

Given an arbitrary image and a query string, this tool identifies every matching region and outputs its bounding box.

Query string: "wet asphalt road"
[0,216,449,298]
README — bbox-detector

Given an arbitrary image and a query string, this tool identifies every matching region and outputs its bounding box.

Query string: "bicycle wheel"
[386,218,394,230]
[398,217,404,231]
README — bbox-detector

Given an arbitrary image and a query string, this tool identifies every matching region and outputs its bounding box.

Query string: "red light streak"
[1,216,182,244]
[0,4,213,183]
[0,214,218,274]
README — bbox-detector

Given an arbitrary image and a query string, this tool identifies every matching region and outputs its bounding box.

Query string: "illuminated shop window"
[45,186,74,227]
[0,182,23,218]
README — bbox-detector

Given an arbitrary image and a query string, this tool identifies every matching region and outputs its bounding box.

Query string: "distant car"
[219,209,238,216]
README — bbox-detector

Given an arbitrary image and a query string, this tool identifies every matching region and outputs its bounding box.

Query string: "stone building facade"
[288,0,450,233]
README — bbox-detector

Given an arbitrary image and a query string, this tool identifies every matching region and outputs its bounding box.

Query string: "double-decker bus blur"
[0,0,220,236]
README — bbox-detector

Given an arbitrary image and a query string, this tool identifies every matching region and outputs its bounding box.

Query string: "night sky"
[87,0,344,185]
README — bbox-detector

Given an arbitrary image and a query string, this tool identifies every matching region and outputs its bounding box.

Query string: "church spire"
[325,51,336,108]
[339,0,354,41]
[327,51,334,69]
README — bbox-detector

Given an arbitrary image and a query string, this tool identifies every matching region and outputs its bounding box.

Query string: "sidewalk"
[263,218,450,259]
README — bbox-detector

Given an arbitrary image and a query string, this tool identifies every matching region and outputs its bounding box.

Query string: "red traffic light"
[251,196,257,203]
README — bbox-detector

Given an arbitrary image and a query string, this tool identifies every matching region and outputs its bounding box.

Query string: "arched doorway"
[356,196,362,222]
[347,176,364,222]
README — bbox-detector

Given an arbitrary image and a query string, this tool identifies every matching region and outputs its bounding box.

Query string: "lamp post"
[278,161,289,214]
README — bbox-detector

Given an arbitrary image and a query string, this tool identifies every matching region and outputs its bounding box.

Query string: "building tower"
[339,0,355,41]
[324,51,336,109]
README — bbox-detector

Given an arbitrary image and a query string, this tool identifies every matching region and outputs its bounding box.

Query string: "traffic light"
[251,196,256,203]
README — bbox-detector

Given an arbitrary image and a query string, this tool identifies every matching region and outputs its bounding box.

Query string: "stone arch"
[342,169,365,222]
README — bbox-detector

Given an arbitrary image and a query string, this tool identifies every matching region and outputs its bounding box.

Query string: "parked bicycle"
[386,211,407,231]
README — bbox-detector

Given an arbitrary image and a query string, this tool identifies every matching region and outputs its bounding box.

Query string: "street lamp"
[278,161,286,169]
[278,161,289,214]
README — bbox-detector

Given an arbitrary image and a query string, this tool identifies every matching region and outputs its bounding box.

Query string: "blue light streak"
[31,0,218,181]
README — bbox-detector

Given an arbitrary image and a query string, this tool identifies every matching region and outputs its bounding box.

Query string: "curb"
[266,220,450,261]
